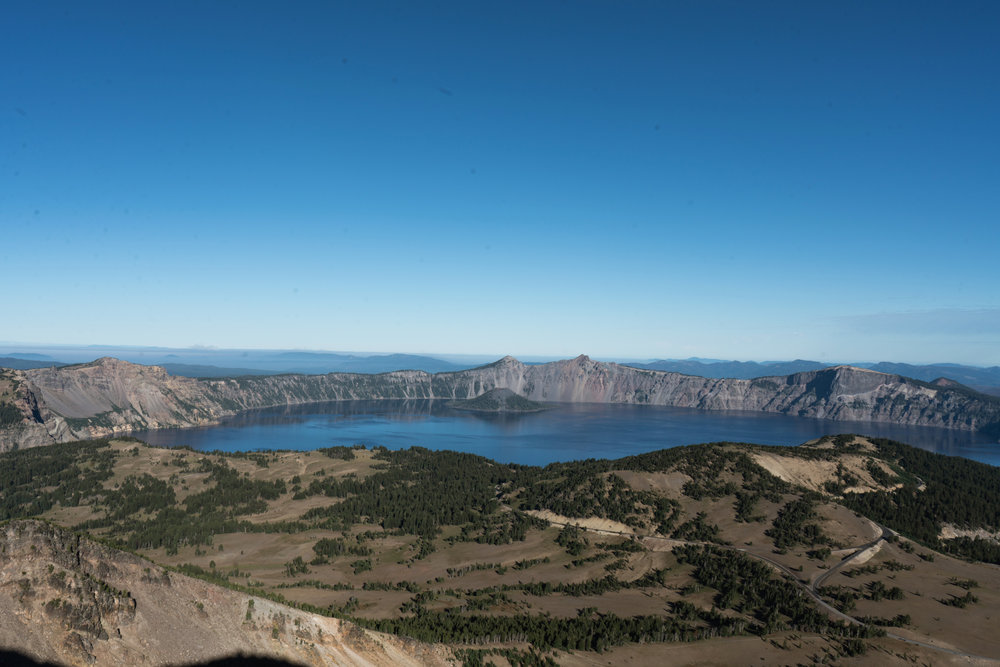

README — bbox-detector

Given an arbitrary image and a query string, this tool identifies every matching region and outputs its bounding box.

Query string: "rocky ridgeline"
[0,520,450,666]
[1,354,998,450]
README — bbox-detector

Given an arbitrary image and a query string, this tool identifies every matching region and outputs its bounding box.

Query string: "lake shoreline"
[129,399,1000,468]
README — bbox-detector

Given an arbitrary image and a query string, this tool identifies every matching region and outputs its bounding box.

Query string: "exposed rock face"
[1,354,998,451]
[0,520,451,666]
[436,356,1000,432]
[0,359,228,450]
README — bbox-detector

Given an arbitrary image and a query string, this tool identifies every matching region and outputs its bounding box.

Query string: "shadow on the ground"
[0,650,307,667]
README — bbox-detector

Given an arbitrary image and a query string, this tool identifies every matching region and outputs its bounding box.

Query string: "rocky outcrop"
[0,520,452,666]
[1,354,998,451]
[0,359,229,450]
[429,356,1000,432]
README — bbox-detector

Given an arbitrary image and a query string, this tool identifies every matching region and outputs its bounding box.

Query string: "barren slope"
[0,520,451,666]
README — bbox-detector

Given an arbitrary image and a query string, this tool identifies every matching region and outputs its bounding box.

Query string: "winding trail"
[524,510,998,664]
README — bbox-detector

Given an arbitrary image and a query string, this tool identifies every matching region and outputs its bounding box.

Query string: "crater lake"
[130,400,1000,467]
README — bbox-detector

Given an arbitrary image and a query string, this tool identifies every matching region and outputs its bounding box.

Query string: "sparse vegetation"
[939,592,979,608]
[1,435,999,662]
[766,495,831,549]
[839,438,1000,560]
[0,402,22,426]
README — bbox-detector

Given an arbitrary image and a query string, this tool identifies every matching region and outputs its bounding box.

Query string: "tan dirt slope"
[0,520,451,666]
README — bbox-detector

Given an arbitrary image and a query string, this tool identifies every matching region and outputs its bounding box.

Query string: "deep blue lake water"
[130,400,1000,467]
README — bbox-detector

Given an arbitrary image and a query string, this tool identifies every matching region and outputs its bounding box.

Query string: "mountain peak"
[825,364,892,376]
[80,357,167,376]
[86,356,142,369]
[481,355,523,370]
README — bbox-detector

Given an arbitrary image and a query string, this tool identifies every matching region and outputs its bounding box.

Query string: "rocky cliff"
[0,358,229,450]
[1,354,998,451]
[0,520,451,666]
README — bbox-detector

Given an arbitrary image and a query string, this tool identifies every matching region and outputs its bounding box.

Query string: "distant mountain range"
[258,352,468,374]
[625,359,1000,395]
[0,356,68,370]
[859,362,1000,395]
[155,353,468,377]
[3,351,1000,394]
[2,355,998,450]
[0,351,469,376]
[626,359,831,378]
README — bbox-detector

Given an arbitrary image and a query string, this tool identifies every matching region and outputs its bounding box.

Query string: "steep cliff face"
[0,520,451,666]
[1,355,998,451]
[204,368,437,410]
[482,356,998,432]
[8,358,226,446]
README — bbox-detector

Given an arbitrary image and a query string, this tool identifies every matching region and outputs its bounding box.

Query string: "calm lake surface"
[131,400,1000,467]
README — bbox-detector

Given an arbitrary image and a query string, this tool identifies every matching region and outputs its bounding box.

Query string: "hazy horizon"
[4,3,997,365]
[2,340,998,370]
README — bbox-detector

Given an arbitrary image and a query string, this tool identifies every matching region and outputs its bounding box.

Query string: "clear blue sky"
[3,1,998,364]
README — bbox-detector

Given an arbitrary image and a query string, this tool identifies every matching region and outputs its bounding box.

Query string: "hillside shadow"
[0,650,306,667]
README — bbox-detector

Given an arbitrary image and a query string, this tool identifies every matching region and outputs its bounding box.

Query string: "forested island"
[450,387,549,413]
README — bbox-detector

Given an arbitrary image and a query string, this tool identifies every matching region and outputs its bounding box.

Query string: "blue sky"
[2,1,998,364]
